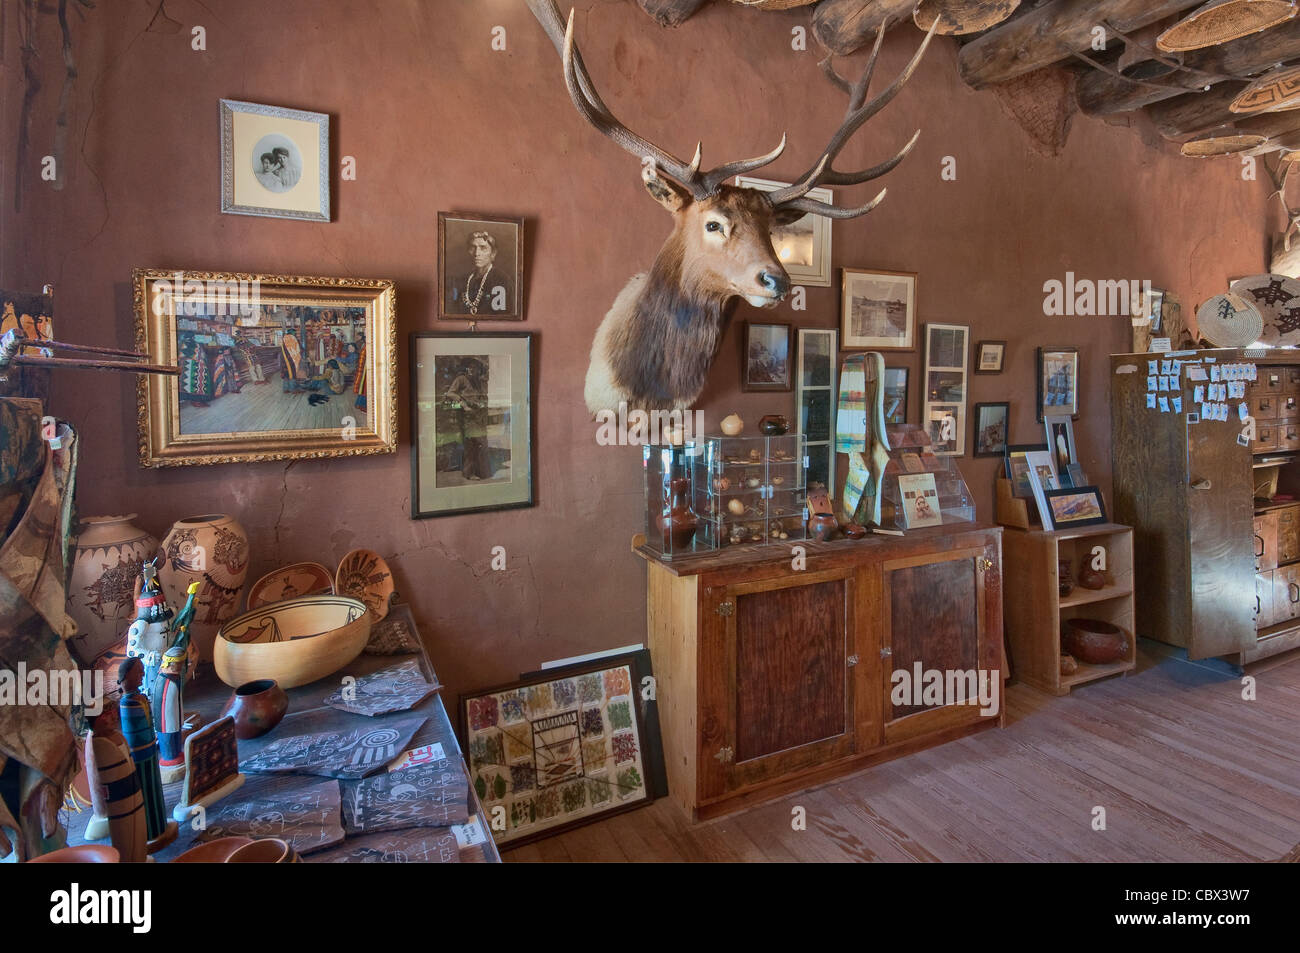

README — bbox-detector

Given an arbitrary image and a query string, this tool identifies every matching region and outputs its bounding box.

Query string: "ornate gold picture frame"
[134,269,397,467]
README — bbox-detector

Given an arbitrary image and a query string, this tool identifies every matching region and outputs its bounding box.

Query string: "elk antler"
[527,0,786,200]
[768,16,937,220]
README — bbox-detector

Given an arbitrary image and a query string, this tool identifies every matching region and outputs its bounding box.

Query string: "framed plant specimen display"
[973,401,1009,457]
[883,366,908,424]
[459,650,661,848]
[841,268,916,350]
[437,212,525,320]
[410,331,534,518]
[736,176,833,287]
[1037,346,1079,421]
[134,269,397,467]
[923,323,968,456]
[975,340,1005,374]
[743,321,793,392]
[796,328,838,492]
[220,100,329,222]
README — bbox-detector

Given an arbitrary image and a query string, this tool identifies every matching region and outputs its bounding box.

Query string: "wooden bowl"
[214,594,370,689]
[247,562,334,610]
[1063,618,1130,665]
[28,845,119,863]
[172,836,253,863]
[226,837,301,863]
[335,549,395,622]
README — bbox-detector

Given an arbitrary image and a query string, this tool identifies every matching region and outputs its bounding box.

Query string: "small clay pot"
[1058,559,1074,598]
[658,477,697,549]
[808,512,838,543]
[720,413,744,436]
[841,522,868,539]
[1060,654,1078,676]
[759,414,789,436]
[220,678,289,740]
[1062,619,1129,664]
[225,837,301,864]
[173,836,253,863]
[1077,564,1106,590]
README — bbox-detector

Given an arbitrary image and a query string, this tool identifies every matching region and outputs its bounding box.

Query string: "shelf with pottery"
[1003,522,1137,697]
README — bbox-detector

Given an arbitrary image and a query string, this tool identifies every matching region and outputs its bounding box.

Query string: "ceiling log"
[1147,81,1253,139]
[957,0,1204,88]
[636,0,711,27]
[812,0,918,55]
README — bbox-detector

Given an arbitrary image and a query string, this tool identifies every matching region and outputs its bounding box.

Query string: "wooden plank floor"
[179,371,368,434]
[502,646,1300,862]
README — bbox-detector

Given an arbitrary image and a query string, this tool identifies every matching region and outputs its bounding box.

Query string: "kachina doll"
[169,580,202,683]
[151,646,188,784]
[126,558,173,701]
[118,656,177,851]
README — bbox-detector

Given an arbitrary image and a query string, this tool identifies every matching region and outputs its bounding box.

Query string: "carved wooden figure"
[89,726,147,863]
[527,0,934,413]
[118,657,178,851]
[152,646,188,784]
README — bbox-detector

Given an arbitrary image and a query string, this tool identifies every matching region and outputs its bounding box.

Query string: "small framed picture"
[1037,346,1079,421]
[1044,414,1078,478]
[974,402,1010,457]
[883,366,909,424]
[220,99,329,222]
[742,321,793,392]
[975,340,1005,374]
[438,212,525,320]
[737,176,833,287]
[1044,486,1109,529]
[841,269,916,350]
[1004,443,1049,500]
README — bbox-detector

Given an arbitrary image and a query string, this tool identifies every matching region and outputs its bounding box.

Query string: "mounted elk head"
[527,1,935,414]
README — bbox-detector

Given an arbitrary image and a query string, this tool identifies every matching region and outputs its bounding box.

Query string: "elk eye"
[706,221,723,233]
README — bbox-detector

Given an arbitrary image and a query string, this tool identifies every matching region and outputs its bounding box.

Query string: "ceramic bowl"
[220,679,289,739]
[28,845,119,863]
[172,836,253,863]
[247,562,334,610]
[1062,618,1129,665]
[335,549,395,622]
[225,837,301,863]
[214,594,371,689]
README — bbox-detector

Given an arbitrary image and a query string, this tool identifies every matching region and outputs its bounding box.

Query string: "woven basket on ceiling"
[730,0,819,10]
[1158,0,1298,54]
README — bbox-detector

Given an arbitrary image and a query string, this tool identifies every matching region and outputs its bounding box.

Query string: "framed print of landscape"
[841,268,916,350]
[134,269,397,467]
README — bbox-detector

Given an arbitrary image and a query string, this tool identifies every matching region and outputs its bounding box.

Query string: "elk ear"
[642,166,691,213]
[770,205,806,227]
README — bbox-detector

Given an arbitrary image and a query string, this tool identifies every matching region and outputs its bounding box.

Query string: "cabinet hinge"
[714,746,735,764]
[716,601,735,617]
[846,654,860,667]
[978,557,994,571]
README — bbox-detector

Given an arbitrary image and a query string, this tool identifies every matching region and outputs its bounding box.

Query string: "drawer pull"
[1290,583,1299,605]
[1190,478,1212,490]
[1256,535,1266,558]
[1257,595,1262,616]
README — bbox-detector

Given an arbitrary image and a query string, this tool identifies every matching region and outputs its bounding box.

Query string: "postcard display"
[878,448,976,531]
[644,435,809,559]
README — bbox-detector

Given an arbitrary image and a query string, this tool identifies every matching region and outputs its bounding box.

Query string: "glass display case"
[878,447,975,531]
[643,435,809,560]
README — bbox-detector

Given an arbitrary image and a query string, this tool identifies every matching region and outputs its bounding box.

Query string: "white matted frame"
[796,328,838,494]
[923,323,968,457]
[220,99,330,222]
[737,175,833,288]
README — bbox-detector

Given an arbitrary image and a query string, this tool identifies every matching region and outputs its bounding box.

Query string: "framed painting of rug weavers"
[459,651,662,848]
[134,269,397,467]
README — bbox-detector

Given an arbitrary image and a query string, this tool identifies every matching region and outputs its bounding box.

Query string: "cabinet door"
[1186,412,1256,658]
[698,567,857,799]
[879,539,1003,745]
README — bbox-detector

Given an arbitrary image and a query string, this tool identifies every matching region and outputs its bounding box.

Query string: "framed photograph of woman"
[742,321,793,392]
[841,269,916,350]
[1037,346,1079,421]
[410,331,534,518]
[134,269,397,467]
[438,213,525,320]
[220,100,329,222]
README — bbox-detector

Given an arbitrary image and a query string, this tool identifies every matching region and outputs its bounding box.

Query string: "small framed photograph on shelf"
[737,176,833,287]
[973,402,1010,457]
[1044,485,1108,530]
[1044,414,1079,480]
[1037,346,1079,421]
[220,99,330,222]
[742,321,793,392]
[883,366,909,424]
[975,340,1005,374]
[841,269,916,350]
[1004,443,1049,500]
[438,212,525,320]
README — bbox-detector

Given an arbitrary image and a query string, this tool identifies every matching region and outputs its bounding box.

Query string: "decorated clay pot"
[1063,618,1130,665]
[219,678,289,740]
[159,514,249,662]
[1078,564,1107,590]
[759,414,789,436]
[808,512,838,543]
[658,477,697,549]
[1058,559,1074,598]
[67,515,159,667]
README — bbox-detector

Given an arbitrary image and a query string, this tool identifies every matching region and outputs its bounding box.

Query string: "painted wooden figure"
[152,646,188,784]
[127,558,173,701]
[117,656,177,851]
[88,724,147,862]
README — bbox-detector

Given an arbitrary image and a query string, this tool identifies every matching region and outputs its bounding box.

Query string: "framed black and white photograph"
[975,340,1005,374]
[220,100,330,222]
[410,331,534,518]
[737,175,833,287]
[1037,346,1079,421]
[841,268,916,350]
[883,366,909,424]
[438,213,525,320]
[797,328,838,491]
[1044,414,1078,479]
[743,321,793,392]
[974,402,1010,457]
[923,323,968,456]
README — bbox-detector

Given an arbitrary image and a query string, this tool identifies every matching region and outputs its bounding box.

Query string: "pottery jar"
[159,514,249,662]
[220,679,289,740]
[67,515,159,667]
[659,477,697,550]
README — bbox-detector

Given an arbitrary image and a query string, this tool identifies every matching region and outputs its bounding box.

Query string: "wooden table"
[63,604,500,863]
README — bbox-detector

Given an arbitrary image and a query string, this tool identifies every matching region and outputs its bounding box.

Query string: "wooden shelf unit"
[1003,522,1136,696]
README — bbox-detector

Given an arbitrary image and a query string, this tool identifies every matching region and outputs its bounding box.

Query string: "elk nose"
[758,270,789,299]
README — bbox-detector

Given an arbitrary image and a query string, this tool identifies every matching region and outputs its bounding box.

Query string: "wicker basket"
[1158,0,1298,54]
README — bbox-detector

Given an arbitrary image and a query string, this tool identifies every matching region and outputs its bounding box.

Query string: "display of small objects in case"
[643,435,809,559]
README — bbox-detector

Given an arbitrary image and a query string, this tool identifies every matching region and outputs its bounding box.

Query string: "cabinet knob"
[715,601,735,617]
[714,746,734,764]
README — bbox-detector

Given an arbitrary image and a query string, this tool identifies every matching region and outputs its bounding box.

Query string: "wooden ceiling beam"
[637,0,711,28]
[957,0,1204,88]
[812,0,918,55]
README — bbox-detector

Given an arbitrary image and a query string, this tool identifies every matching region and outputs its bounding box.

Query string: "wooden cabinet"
[1257,572,1275,629]
[1255,512,1278,572]
[639,525,1003,820]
